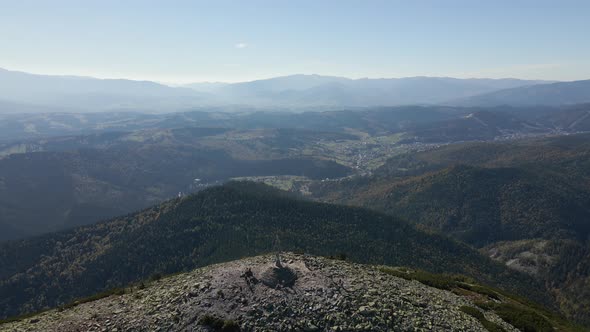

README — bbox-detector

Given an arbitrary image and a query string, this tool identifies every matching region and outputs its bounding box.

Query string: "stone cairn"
[242,234,298,289]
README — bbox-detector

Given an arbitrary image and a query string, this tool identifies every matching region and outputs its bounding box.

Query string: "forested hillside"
[0,182,546,320]
[3,104,590,241]
[0,128,352,241]
[2,104,588,144]
[311,133,590,324]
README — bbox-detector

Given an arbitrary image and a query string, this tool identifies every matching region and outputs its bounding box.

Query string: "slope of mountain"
[3,104,589,242]
[182,81,229,93]
[209,75,550,107]
[540,103,590,131]
[0,127,353,241]
[1,253,579,332]
[323,164,590,246]
[0,99,72,115]
[311,134,590,324]
[399,110,546,144]
[454,80,590,107]
[1,104,573,144]
[0,182,549,321]
[0,68,207,112]
[482,239,590,325]
[0,106,460,142]
[213,74,350,94]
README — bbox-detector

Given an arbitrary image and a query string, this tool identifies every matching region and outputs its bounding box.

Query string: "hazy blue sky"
[1,0,589,83]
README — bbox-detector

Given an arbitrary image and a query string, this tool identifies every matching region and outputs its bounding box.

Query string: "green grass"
[58,287,127,311]
[459,283,501,301]
[490,303,554,332]
[378,266,588,332]
[379,267,468,292]
[0,287,128,325]
[459,306,506,332]
[0,309,50,325]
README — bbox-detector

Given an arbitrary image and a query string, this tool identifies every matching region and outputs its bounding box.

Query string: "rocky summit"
[1,253,522,332]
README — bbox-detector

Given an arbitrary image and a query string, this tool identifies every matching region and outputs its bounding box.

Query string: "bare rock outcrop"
[0,253,519,332]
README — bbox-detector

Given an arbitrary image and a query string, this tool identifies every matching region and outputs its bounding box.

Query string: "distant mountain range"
[187,74,552,107]
[0,68,207,112]
[454,80,590,106]
[3,67,580,113]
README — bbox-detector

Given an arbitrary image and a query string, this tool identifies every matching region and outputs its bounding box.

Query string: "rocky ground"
[1,253,520,332]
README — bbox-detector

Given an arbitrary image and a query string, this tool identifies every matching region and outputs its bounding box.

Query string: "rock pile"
[259,263,297,288]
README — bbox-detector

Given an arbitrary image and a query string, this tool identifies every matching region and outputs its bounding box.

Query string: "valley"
[3,104,588,241]
[2,101,590,329]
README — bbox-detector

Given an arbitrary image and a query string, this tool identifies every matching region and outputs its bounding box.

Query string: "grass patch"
[380,267,531,304]
[0,309,49,325]
[379,266,459,291]
[58,287,127,311]
[149,272,163,282]
[459,306,506,332]
[458,283,501,301]
[0,287,128,324]
[379,266,499,298]
[491,303,553,332]
[326,253,348,261]
[378,266,589,332]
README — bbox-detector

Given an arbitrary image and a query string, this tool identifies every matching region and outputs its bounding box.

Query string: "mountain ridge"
[310,134,590,324]
[0,182,549,320]
[2,253,575,332]
[0,68,554,112]
[453,80,590,106]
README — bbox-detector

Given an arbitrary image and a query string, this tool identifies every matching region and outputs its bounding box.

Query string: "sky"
[1,0,589,83]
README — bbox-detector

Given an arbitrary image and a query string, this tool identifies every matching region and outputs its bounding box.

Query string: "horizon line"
[0,66,564,86]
